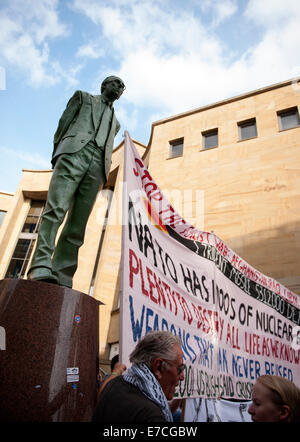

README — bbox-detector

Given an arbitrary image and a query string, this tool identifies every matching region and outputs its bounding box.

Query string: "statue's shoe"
[27,267,58,284]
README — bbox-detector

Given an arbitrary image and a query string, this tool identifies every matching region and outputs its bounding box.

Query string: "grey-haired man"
[92,331,185,422]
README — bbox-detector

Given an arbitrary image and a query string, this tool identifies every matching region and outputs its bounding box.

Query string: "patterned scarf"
[123,363,173,422]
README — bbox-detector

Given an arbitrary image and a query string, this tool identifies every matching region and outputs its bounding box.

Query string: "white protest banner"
[184,398,251,422]
[120,132,300,400]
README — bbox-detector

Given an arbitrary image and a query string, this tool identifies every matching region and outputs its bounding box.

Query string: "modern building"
[1,78,299,372]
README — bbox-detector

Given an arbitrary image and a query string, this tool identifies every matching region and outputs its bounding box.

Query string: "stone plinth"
[0,279,100,422]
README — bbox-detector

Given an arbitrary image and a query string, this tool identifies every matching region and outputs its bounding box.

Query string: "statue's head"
[101,75,125,102]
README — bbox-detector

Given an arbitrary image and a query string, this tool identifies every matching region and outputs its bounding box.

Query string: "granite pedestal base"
[0,278,100,422]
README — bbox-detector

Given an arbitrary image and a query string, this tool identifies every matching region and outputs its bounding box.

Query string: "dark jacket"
[52,90,120,180]
[92,376,166,423]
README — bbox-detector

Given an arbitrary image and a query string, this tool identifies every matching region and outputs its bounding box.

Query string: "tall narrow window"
[238,118,257,141]
[169,138,183,158]
[0,210,6,227]
[202,129,218,149]
[277,107,300,131]
[109,343,119,360]
[5,200,45,279]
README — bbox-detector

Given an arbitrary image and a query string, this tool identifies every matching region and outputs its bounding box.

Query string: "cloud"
[212,0,238,26]
[0,146,50,169]
[72,1,228,113]
[245,0,300,26]
[116,105,138,132]
[0,146,51,193]
[238,0,300,86]
[199,0,238,27]
[76,43,105,59]
[71,0,300,122]
[72,0,219,56]
[51,60,83,88]
[0,0,80,87]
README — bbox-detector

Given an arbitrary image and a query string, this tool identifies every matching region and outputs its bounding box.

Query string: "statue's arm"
[53,90,82,151]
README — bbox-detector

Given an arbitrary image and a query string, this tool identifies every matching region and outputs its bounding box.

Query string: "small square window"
[277,107,300,131]
[238,118,257,141]
[169,138,183,158]
[202,129,218,149]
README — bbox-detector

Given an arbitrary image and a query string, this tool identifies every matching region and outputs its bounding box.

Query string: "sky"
[0,0,300,193]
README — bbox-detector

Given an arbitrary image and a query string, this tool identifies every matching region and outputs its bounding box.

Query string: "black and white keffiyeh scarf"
[123,363,173,422]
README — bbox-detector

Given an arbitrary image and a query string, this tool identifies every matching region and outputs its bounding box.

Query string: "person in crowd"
[97,354,126,399]
[248,375,300,422]
[110,354,121,373]
[92,331,185,422]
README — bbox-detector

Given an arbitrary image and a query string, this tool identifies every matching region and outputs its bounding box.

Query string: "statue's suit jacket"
[52,90,120,181]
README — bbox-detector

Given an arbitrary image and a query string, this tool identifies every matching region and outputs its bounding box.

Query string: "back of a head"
[129,331,181,367]
[258,375,300,422]
[110,354,119,371]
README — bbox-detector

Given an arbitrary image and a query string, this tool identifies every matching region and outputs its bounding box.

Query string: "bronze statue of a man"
[27,75,125,287]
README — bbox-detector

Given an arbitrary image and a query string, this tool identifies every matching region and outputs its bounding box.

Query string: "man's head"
[129,331,184,400]
[110,354,119,371]
[101,75,125,102]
